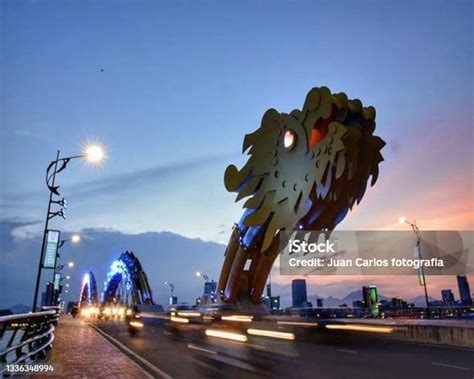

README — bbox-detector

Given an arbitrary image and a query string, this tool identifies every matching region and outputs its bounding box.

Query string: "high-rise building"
[41,282,55,307]
[169,296,178,306]
[457,276,472,306]
[292,279,307,307]
[316,298,324,308]
[204,280,217,296]
[362,286,379,317]
[441,289,455,305]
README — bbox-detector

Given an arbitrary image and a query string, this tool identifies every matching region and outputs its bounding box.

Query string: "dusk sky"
[1,0,472,308]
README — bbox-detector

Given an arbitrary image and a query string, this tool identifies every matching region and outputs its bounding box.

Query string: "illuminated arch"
[102,251,154,305]
[79,271,98,307]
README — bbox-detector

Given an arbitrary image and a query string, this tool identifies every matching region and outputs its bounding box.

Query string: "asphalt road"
[92,317,474,379]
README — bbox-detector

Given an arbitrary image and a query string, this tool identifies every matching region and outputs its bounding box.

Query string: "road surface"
[91,317,474,379]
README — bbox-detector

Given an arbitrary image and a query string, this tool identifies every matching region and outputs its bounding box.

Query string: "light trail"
[247,328,295,340]
[205,329,248,342]
[221,315,254,323]
[325,324,394,333]
[170,316,190,324]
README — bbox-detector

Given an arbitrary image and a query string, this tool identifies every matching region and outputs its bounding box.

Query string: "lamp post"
[195,271,209,282]
[32,146,105,312]
[164,282,175,295]
[53,234,80,281]
[399,217,430,317]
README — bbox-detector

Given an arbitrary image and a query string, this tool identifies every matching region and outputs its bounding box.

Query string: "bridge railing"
[0,306,60,374]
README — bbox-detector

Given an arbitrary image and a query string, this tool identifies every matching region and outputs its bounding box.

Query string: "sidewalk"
[43,316,148,378]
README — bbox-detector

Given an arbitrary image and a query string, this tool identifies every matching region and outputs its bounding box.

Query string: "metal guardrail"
[0,306,60,374]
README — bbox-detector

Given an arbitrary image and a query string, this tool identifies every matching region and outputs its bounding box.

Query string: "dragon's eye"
[284,130,297,150]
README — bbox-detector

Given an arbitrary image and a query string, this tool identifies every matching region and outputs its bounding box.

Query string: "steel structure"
[218,87,386,304]
[0,306,59,372]
[102,251,154,305]
[79,271,99,307]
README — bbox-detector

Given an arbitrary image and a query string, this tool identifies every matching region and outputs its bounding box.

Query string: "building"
[264,295,281,310]
[292,279,307,307]
[199,280,217,305]
[263,282,280,310]
[362,286,379,317]
[204,280,217,296]
[41,282,55,307]
[457,276,472,306]
[169,296,178,306]
[441,289,455,306]
[316,298,324,308]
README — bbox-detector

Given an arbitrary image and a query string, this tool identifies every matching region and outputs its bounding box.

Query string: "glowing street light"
[66,275,71,280]
[164,281,175,294]
[32,143,106,312]
[71,234,81,243]
[196,271,210,281]
[84,144,105,163]
[67,261,74,268]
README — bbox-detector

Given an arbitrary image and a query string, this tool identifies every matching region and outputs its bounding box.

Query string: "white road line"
[337,349,358,354]
[432,362,471,371]
[187,343,218,355]
[90,324,173,379]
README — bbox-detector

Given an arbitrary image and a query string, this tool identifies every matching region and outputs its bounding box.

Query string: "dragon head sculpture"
[224,87,385,252]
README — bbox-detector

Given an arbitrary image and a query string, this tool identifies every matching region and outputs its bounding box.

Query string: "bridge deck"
[43,316,147,378]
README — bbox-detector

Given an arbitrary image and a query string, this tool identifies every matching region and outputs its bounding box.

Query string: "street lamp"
[67,261,74,268]
[32,145,105,312]
[164,282,175,294]
[55,233,80,275]
[196,271,210,281]
[398,217,430,317]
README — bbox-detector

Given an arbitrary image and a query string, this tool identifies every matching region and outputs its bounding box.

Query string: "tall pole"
[410,221,430,318]
[32,150,60,312]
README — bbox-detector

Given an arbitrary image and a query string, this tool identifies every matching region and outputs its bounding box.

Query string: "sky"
[1,0,473,308]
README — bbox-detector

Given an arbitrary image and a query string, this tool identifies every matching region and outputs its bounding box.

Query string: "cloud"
[0,219,226,309]
[0,152,238,207]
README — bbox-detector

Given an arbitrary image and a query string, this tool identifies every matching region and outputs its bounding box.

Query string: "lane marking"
[187,343,218,355]
[90,323,173,379]
[432,362,471,371]
[185,355,220,373]
[337,349,358,354]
